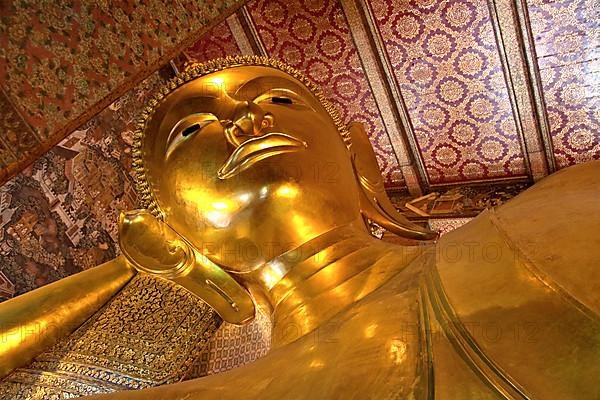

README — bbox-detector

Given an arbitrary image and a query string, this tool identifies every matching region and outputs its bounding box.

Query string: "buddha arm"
[0,255,135,379]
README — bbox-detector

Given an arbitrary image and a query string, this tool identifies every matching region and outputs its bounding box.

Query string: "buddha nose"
[223,101,275,147]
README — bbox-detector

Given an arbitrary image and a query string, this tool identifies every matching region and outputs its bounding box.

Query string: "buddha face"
[141,65,363,272]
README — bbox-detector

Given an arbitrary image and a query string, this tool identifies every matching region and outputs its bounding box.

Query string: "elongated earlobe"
[119,210,256,324]
[348,122,438,241]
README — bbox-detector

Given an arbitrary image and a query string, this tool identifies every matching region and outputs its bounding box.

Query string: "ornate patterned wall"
[0,71,165,301]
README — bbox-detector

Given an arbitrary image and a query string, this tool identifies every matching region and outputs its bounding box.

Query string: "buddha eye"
[166,113,219,159]
[253,88,309,109]
[271,96,293,105]
[181,123,201,137]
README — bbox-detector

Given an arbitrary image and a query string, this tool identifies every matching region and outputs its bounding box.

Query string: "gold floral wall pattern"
[0,0,246,184]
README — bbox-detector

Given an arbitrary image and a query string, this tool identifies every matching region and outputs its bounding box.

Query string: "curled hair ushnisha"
[132,55,352,219]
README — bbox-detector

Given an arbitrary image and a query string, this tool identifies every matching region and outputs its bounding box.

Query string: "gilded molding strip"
[236,6,269,57]
[487,0,549,182]
[417,285,435,400]
[340,0,424,196]
[424,261,531,400]
[428,174,529,188]
[226,14,256,56]
[511,0,557,172]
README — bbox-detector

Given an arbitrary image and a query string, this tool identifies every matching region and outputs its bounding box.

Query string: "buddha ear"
[348,122,438,241]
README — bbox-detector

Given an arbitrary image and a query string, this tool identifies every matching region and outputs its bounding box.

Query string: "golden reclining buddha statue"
[0,56,598,399]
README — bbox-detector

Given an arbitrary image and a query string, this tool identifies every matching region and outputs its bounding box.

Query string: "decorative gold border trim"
[132,56,352,219]
[426,174,529,188]
[226,13,256,56]
[512,0,556,172]
[487,0,535,180]
[236,7,268,57]
[487,0,551,182]
[384,175,528,199]
[357,0,431,189]
[340,0,424,196]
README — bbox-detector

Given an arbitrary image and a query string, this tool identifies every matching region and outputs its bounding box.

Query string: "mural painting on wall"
[0,72,165,301]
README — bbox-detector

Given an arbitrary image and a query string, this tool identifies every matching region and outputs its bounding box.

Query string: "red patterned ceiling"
[527,0,599,168]
[369,0,527,183]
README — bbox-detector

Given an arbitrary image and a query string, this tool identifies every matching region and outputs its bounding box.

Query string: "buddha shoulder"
[426,161,600,399]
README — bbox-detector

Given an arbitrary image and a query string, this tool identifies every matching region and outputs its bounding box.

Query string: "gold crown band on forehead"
[132,56,352,218]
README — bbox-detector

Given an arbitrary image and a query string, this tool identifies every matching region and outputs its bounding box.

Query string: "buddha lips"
[218,132,307,180]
